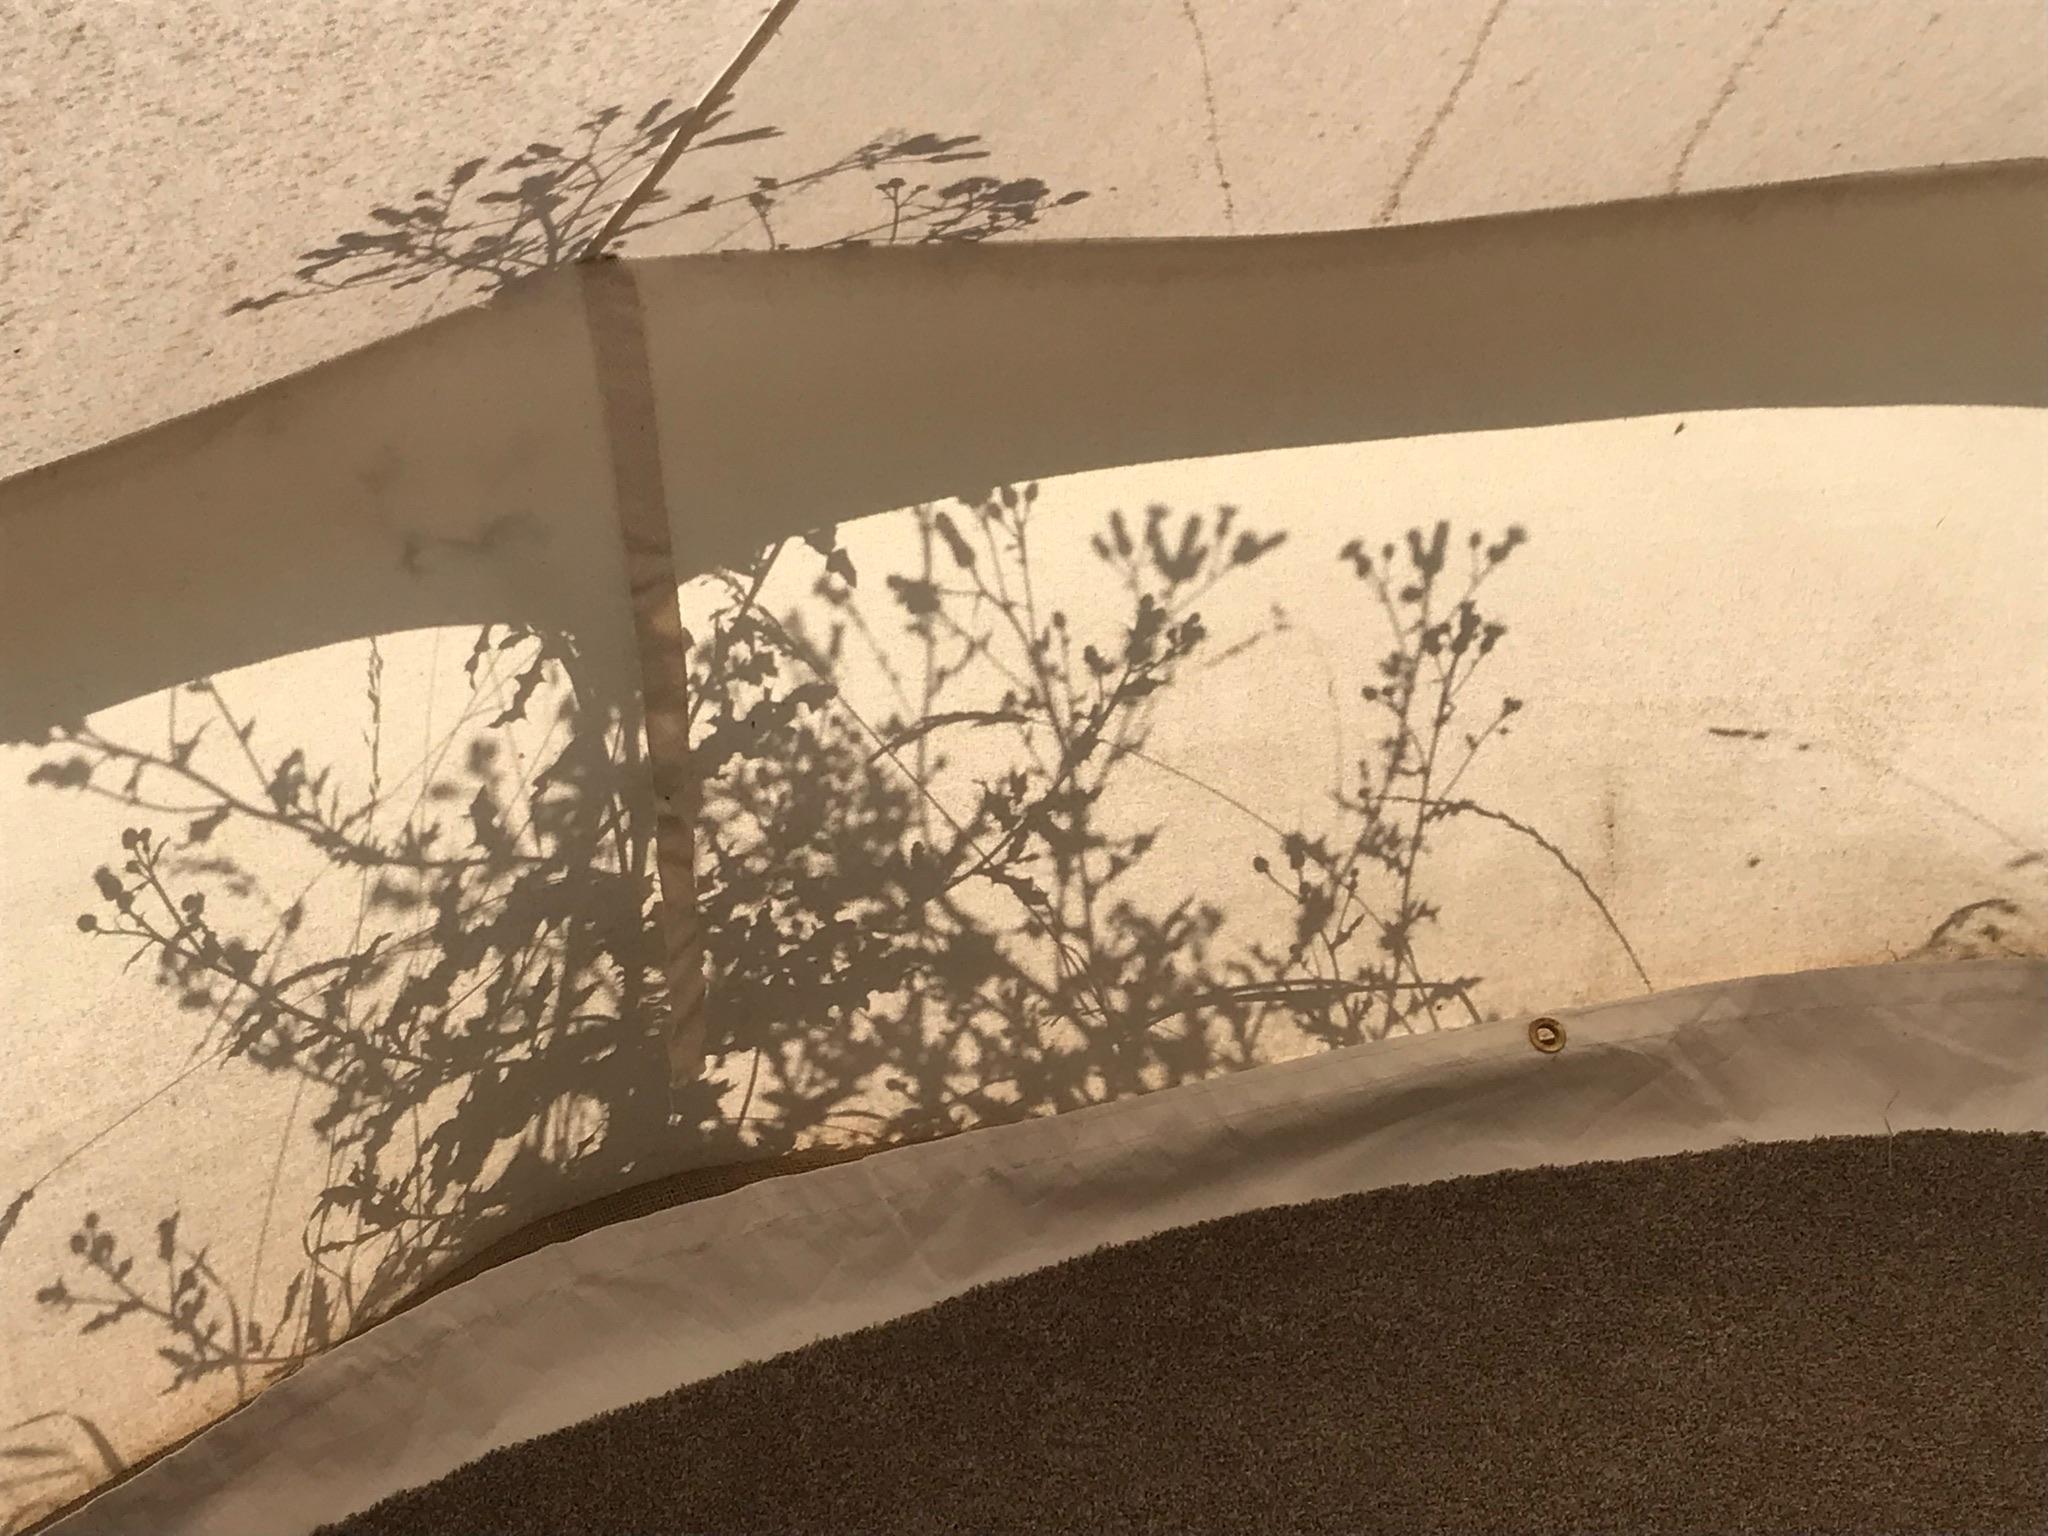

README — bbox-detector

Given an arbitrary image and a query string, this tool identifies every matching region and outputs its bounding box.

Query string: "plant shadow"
[3,98,1094,1532]
[226,103,1089,315]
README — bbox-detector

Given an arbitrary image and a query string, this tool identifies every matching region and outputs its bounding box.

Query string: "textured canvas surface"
[2,168,2042,1528]
[319,1131,2048,1536]
[45,959,2048,1535]
[7,0,2044,477]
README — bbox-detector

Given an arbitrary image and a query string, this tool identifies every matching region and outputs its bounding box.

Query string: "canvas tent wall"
[8,0,2045,478]
[2,3,2045,1531]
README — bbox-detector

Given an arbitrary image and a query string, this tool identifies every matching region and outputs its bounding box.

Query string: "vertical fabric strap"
[580,260,707,1090]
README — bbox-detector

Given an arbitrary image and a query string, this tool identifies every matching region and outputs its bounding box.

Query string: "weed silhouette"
[3,100,1093,1531]
[226,104,1087,314]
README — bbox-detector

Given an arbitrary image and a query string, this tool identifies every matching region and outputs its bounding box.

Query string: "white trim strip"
[53,958,2048,1535]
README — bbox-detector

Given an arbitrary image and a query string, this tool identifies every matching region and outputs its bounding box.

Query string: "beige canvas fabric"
[40,958,2048,1535]
[6,0,2044,478]
[4,165,2044,1527]
[3,10,2046,1517]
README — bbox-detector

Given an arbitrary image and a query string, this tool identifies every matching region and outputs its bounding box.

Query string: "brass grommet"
[1528,1016,1566,1054]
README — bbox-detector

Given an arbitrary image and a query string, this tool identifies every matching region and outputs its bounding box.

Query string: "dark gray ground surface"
[323,1130,2047,1535]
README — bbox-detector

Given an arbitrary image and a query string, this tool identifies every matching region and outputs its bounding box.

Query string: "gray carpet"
[321,1130,2047,1535]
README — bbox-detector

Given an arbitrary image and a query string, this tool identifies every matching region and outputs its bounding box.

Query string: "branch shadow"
[2,99,1092,1531]
[688,505,1566,1149]
[0,1412,122,1536]
[12,485,1600,1518]
[1698,728,2048,962]
[226,103,1088,314]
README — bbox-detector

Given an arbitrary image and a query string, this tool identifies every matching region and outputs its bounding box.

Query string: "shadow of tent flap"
[2,163,2041,738]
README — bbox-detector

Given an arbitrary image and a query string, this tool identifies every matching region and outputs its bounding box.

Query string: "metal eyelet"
[1528,1016,1566,1054]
